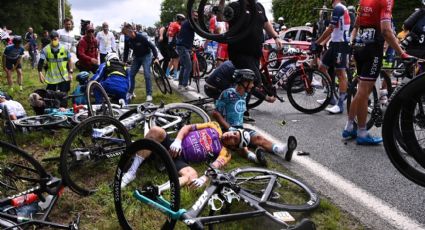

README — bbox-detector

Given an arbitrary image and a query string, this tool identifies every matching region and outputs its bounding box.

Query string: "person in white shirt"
[0,91,26,120]
[57,18,77,61]
[96,22,116,63]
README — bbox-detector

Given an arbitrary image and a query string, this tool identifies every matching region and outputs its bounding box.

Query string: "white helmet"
[278,17,284,21]
[305,22,312,27]
[105,52,119,62]
[237,129,251,148]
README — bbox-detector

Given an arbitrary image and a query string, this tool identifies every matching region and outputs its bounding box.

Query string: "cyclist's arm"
[264,21,279,40]
[147,39,158,59]
[212,148,231,169]
[159,27,165,42]
[315,26,333,45]
[212,110,230,131]
[382,21,404,56]
[175,124,194,141]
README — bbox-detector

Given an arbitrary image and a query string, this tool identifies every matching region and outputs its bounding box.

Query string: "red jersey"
[356,0,393,29]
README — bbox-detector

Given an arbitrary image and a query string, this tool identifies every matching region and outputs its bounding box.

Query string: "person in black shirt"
[176,12,197,89]
[122,23,159,102]
[401,5,425,59]
[218,0,281,121]
[41,30,51,49]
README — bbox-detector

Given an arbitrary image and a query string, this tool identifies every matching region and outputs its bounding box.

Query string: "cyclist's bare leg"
[16,68,23,87]
[5,69,13,86]
[178,166,198,187]
[348,80,374,126]
[336,69,347,93]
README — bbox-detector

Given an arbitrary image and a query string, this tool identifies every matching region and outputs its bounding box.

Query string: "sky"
[68,0,274,32]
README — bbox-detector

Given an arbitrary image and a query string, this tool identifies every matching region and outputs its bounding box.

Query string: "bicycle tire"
[152,62,168,95]
[246,72,270,110]
[114,139,180,229]
[60,116,131,196]
[383,75,425,187]
[71,108,124,125]
[267,49,279,69]
[287,68,332,114]
[2,106,17,146]
[197,53,208,78]
[230,167,320,211]
[14,115,68,128]
[194,77,201,93]
[86,81,113,117]
[149,103,211,135]
[0,140,49,200]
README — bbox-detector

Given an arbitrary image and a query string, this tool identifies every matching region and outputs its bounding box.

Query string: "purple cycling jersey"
[181,127,223,163]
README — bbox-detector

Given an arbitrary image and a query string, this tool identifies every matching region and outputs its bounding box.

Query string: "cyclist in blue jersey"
[121,121,296,189]
[2,36,24,91]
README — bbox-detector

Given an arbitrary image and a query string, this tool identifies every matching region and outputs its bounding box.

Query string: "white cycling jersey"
[330,3,351,43]
[0,100,26,118]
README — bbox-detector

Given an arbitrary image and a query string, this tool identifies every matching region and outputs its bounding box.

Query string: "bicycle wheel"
[267,49,279,69]
[197,53,208,78]
[114,139,180,229]
[14,115,68,128]
[152,62,168,95]
[60,116,131,196]
[71,108,124,125]
[287,68,332,114]
[231,167,320,211]
[346,78,378,130]
[194,76,201,93]
[86,81,113,117]
[149,103,211,135]
[383,75,425,186]
[247,72,270,110]
[0,140,49,200]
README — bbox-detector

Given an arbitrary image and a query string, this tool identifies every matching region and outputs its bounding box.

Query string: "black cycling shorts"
[354,42,384,82]
[160,134,189,172]
[321,42,350,70]
[168,46,179,59]
[5,58,22,70]
[204,84,221,100]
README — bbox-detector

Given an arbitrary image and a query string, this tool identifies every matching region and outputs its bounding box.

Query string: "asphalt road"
[173,78,425,230]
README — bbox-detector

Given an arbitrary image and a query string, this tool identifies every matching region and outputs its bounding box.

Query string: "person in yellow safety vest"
[37,30,73,93]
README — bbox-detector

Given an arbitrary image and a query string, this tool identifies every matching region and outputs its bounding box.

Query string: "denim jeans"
[129,53,153,95]
[176,46,191,87]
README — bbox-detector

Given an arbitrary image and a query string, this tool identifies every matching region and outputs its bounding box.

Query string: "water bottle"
[11,193,38,207]
[38,195,54,210]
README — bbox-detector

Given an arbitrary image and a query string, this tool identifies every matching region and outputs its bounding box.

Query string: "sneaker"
[146,95,153,102]
[356,134,383,145]
[285,136,297,161]
[255,148,268,167]
[326,105,343,114]
[342,129,357,139]
[121,172,136,188]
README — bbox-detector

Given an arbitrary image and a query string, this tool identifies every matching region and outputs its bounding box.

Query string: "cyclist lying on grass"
[212,69,296,167]
[0,91,26,120]
[121,121,297,189]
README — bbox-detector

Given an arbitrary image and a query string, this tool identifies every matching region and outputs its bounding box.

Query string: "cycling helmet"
[176,14,186,21]
[12,36,22,45]
[76,71,90,85]
[50,30,59,39]
[237,129,251,148]
[105,52,119,62]
[233,69,255,84]
[278,17,284,22]
[305,22,312,27]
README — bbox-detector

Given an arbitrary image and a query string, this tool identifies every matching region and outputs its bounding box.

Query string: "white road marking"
[245,123,425,230]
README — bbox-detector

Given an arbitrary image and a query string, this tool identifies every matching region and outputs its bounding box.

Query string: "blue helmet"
[76,71,90,85]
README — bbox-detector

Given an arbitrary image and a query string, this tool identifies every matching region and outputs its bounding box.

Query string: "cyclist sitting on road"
[204,60,276,104]
[313,0,351,114]
[0,91,26,120]
[90,52,131,104]
[212,69,297,167]
[121,122,297,189]
[2,36,24,91]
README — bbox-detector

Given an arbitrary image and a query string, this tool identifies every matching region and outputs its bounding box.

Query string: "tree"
[160,0,186,26]
[0,0,72,35]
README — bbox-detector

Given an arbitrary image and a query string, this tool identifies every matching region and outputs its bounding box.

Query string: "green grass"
[0,43,365,229]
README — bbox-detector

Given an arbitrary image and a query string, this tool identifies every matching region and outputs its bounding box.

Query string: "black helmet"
[176,14,186,21]
[12,36,22,45]
[50,30,59,39]
[237,128,251,148]
[233,69,255,84]
[76,71,90,85]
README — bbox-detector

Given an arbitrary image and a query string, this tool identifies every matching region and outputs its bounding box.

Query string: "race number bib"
[358,28,376,43]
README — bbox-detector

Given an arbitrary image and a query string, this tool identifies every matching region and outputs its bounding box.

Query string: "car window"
[283,31,297,41]
[299,30,313,42]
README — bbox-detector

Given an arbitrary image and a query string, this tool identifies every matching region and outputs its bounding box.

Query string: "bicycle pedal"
[69,213,80,230]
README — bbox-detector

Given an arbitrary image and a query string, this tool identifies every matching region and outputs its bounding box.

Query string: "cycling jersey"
[216,88,247,128]
[330,3,351,42]
[403,8,425,58]
[0,100,26,118]
[356,0,393,30]
[181,122,231,167]
[3,45,24,60]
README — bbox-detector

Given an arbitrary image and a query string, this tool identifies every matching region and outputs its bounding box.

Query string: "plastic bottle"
[11,193,38,207]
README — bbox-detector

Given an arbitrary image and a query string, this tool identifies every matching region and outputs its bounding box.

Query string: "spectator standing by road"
[41,30,51,48]
[77,24,99,73]
[167,14,185,79]
[157,24,171,74]
[57,18,77,61]
[122,23,159,102]
[24,27,38,68]
[2,36,24,91]
[96,22,116,63]
[38,30,73,93]
[176,12,197,90]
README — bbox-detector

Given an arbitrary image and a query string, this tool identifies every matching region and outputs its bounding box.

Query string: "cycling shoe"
[356,134,383,145]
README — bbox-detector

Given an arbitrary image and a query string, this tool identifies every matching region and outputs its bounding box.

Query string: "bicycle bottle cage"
[187,0,258,43]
